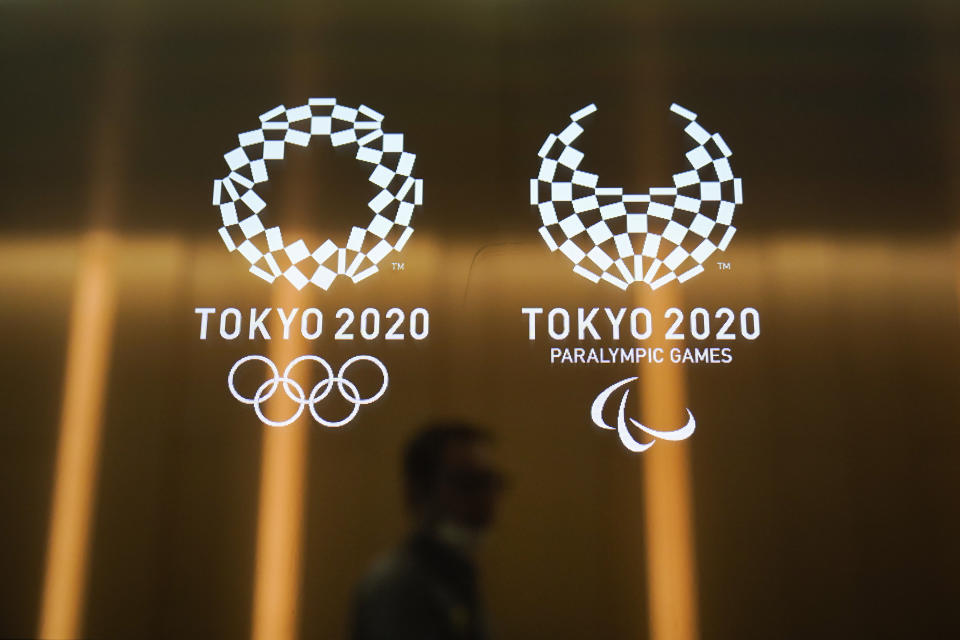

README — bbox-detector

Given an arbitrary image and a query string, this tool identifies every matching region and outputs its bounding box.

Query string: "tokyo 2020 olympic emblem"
[213,98,423,290]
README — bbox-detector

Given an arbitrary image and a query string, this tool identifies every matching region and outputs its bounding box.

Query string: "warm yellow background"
[1,1,958,639]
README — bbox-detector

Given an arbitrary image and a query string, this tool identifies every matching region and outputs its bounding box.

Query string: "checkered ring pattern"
[212,99,423,290]
[530,103,742,290]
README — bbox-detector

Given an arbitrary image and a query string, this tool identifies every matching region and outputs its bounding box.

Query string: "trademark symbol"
[392,262,405,271]
[717,262,731,271]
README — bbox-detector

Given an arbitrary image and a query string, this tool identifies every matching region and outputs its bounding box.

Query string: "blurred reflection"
[250,284,311,640]
[351,422,505,640]
[38,20,135,636]
[638,288,698,640]
[39,230,118,640]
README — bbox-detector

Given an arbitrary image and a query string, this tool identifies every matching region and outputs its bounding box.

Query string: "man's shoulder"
[357,544,431,601]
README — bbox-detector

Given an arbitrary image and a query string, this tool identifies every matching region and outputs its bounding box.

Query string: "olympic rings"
[227,354,388,428]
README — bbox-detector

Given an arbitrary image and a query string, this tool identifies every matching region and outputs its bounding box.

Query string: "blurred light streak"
[250,282,310,640]
[38,230,118,640]
[638,286,699,640]
[250,35,320,640]
[37,27,135,638]
[927,15,960,321]
[629,39,700,638]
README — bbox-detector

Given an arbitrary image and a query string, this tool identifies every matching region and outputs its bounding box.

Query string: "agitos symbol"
[590,376,696,453]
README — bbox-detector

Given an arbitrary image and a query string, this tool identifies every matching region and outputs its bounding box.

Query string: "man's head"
[403,421,503,532]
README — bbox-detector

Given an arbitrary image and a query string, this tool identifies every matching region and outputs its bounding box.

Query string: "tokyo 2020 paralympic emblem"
[530,103,742,290]
[528,102,747,452]
[212,98,423,290]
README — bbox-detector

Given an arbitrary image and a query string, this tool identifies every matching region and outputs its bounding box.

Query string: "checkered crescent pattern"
[212,99,423,290]
[530,103,742,290]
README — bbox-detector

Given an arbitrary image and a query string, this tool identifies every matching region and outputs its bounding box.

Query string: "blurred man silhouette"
[351,421,504,640]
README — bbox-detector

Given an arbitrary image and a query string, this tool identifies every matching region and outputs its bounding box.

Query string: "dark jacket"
[351,532,487,640]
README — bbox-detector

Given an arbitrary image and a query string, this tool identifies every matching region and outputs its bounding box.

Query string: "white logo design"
[531,103,742,290]
[213,98,423,290]
[590,376,696,452]
[228,354,388,427]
